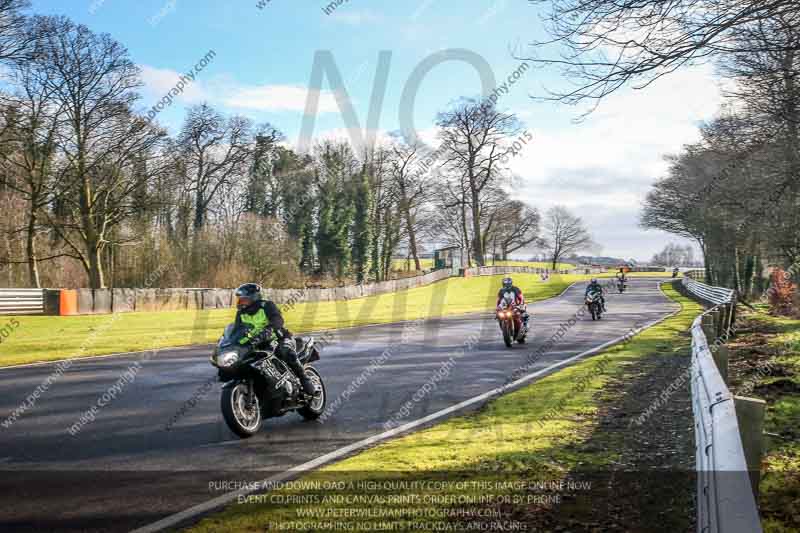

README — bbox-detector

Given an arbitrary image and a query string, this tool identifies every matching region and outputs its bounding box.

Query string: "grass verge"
[1,273,590,367]
[184,282,700,533]
[727,307,799,533]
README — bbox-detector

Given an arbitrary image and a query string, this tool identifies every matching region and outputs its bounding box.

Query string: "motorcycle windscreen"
[220,323,251,347]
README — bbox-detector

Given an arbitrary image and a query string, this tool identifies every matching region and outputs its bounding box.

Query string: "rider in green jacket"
[234,283,316,396]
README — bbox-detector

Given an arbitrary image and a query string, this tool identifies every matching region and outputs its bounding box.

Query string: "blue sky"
[29,0,722,261]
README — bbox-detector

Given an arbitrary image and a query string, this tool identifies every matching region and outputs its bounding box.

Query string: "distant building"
[434,246,463,272]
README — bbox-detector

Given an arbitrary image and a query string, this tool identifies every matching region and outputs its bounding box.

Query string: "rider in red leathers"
[497,277,530,333]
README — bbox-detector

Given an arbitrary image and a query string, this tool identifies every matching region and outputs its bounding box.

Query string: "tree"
[490,199,541,260]
[314,141,356,278]
[527,0,800,107]
[351,164,372,283]
[0,1,33,64]
[388,141,430,271]
[543,206,593,269]
[28,16,166,288]
[0,53,63,287]
[437,99,520,265]
[177,104,253,232]
[244,124,283,217]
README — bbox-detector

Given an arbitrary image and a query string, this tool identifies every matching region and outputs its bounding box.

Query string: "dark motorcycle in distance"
[586,291,604,321]
[497,293,527,347]
[210,323,326,438]
[617,278,626,293]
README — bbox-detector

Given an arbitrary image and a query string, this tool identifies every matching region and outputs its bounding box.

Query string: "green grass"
[185,283,700,533]
[0,273,591,367]
[494,260,576,270]
[391,258,435,271]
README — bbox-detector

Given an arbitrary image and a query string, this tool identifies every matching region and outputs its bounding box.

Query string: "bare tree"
[527,0,800,108]
[388,141,431,271]
[0,49,65,287]
[177,103,254,232]
[437,99,520,265]
[543,205,593,269]
[0,1,33,64]
[491,198,542,260]
[29,16,166,288]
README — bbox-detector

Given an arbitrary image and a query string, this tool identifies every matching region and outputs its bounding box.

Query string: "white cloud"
[508,64,723,260]
[139,64,341,115]
[139,64,208,104]
[223,85,340,113]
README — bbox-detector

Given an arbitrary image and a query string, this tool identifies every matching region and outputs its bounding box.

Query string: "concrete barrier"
[43,264,604,315]
[76,289,94,315]
[112,288,136,312]
[93,289,112,314]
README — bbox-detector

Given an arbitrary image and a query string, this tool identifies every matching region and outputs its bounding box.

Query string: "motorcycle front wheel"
[502,321,513,348]
[299,366,327,420]
[221,381,263,438]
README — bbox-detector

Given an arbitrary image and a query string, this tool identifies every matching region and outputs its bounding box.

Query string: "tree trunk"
[405,214,421,271]
[459,201,471,267]
[194,190,205,230]
[25,210,40,288]
[470,188,484,266]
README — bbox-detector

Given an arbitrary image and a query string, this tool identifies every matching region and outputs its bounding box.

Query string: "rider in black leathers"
[585,278,606,311]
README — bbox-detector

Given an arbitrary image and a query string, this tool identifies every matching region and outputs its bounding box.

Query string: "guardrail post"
[701,314,716,342]
[714,307,724,339]
[734,395,766,498]
[712,345,730,385]
[720,303,730,337]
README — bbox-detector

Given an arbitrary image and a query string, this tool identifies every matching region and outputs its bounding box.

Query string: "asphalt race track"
[0,278,679,532]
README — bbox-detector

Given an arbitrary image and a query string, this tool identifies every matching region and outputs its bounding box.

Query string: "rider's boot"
[287,355,317,396]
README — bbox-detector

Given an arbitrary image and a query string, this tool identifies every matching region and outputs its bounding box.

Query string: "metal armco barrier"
[682,277,763,533]
[0,288,44,315]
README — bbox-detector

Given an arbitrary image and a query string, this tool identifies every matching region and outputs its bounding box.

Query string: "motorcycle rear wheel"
[221,382,263,438]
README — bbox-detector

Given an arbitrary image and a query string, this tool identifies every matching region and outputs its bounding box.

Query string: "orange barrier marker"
[59,290,77,316]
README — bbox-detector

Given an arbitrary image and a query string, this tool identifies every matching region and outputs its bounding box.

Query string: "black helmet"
[502,277,513,289]
[235,283,262,311]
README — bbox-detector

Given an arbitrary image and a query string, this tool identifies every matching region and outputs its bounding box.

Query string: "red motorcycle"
[497,293,527,348]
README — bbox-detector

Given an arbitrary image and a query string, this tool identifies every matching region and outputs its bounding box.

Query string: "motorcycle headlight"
[217,350,239,368]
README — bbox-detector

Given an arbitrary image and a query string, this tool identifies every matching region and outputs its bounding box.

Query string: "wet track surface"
[0,278,678,532]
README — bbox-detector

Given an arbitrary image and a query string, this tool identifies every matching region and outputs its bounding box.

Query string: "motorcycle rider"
[234,283,316,396]
[497,277,530,332]
[616,268,627,286]
[585,278,606,311]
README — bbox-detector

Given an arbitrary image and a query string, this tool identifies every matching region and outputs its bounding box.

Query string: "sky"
[29,0,724,262]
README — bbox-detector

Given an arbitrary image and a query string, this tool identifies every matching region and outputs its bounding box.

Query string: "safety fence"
[681,276,763,533]
[0,289,44,315]
[2,264,610,316]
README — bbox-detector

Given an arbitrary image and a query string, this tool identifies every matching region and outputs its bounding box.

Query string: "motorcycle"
[616,278,626,293]
[586,291,604,321]
[210,323,326,438]
[497,293,527,347]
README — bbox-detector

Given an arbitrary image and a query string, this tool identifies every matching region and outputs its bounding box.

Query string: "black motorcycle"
[210,323,326,438]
